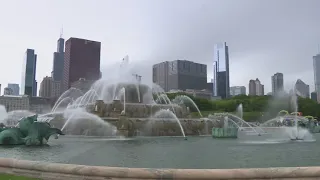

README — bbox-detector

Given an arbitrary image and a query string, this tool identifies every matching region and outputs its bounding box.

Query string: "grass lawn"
[0,174,40,180]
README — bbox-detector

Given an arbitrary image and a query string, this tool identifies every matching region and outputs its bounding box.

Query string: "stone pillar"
[116,113,130,137]
[112,100,122,113]
[94,100,105,117]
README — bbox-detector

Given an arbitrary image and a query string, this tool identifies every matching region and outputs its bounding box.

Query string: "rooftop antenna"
[60,25,63,38]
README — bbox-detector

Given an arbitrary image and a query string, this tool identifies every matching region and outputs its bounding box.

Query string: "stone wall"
[0,158,319,180]
[90,99,190,118]
[50,116,215,136]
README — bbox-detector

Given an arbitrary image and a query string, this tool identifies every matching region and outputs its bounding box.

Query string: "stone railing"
[0,158,320,179]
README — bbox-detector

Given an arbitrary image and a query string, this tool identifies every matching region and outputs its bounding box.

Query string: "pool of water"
[0,133,319,169]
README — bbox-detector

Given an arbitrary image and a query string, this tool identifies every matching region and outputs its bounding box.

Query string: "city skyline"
[0,0,320,94]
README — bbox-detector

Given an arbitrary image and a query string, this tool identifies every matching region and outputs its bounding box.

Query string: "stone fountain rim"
[0,158,320,179]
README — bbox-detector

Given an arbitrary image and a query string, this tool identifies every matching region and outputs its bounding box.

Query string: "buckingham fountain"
[0,57,318,179]
[38,82,214,138]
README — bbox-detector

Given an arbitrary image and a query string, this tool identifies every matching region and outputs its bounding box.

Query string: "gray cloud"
[1,0,319,94]
[116,0,320,93]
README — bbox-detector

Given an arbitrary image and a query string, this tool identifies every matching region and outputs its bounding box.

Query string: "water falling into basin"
[0,105,8,124]
[51,97,73,112]
[172,95,202,117]
[212,113,264,135]
[61,108,117,136]
[236,104,243,120]
[52,88,83,111]
[152,109,186,138]
[118,87,126,114]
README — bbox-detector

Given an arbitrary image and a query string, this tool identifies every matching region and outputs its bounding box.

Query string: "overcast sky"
[0,0,319,94]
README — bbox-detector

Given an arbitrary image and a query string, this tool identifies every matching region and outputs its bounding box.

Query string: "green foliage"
[166,93,320,120]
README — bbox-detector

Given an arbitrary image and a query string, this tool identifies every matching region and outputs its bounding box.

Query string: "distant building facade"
[185,89,212,99]
[29,96,51,114]
[206,82,213,93]
[152,60,207,92]
[311,91,317,102]
[51,81,61,98]
[7,84,19,95]
[271,72,284,95]
[0,95,29,112]
[294,79,310,98]
[249,78,264,96]
[3,88,13,95]
[63,37,101,91]
[39,76,62,99]
[213,42,230,99]
[70,78,95,93]
[313,54,320,103]
[230,86,246,96]
[39,76,53,98]
[21,49,37,96]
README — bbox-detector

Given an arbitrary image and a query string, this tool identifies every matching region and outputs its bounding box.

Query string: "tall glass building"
[51,37,65,82]
[313,54,320,102]
[21,49,37,96]
[213,42,230,99]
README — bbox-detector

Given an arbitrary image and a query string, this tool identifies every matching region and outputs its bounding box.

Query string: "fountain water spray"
[152,109,186,138]
[172,95,202,117]
[121,88,126,114]
[0,105,8,125]
[212,113,263,135]
[236,104,243,126]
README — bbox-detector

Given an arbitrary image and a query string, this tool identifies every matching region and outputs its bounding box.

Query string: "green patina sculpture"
[0,114,64,146]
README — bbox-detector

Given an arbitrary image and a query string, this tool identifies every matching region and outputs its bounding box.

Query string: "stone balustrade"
[0,158,320,179]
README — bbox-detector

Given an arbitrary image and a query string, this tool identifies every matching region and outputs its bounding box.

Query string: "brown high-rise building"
[39,76,52,98]
[63,37,101,91]
[248,78,264,96]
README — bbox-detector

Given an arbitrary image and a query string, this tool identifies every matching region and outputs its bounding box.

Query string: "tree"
[165,93,320,120]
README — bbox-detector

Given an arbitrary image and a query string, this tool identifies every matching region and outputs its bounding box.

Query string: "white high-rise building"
[313,54,320,103]
[248,78,264,96]
[213,42,230,99]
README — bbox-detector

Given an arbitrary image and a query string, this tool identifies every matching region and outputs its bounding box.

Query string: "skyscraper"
[21,49,37,96]
[152,60,207,92]
[7,83,19,95]
[249,80,256,95]
[63,37,101,91]
[51,35,64,83]
[313,54,320,102]
[248,78,264,96]
[294,79,310,98]
[271,72,284,95]
[213,42,230,99]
